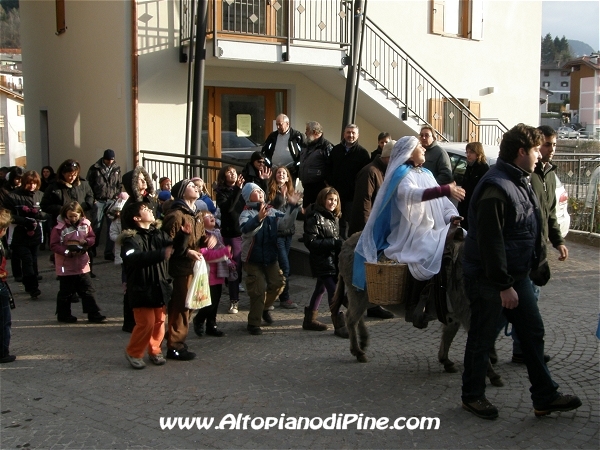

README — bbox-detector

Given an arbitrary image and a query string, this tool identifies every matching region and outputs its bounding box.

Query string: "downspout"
[351,0,367,121]
[340,0,364,140]
[131,0,140,167]
[189,0,208,178]
[184,0,197,159]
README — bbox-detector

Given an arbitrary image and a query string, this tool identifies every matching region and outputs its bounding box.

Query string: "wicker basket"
[364,262,408,305]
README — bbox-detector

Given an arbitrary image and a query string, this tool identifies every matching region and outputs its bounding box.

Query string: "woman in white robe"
[353,136,465,292]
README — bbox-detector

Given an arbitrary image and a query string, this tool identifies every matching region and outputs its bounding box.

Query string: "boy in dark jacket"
[0,208,16,363]
[239,182,300,335]
[120,202,177,369]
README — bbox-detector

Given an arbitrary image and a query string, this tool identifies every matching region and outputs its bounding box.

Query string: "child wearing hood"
[239,182,301,335]
[120,166,157,331]
[162,179,215,361]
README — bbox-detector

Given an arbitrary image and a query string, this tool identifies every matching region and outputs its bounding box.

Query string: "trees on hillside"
[541,33,573,65]
[0,1,20,48]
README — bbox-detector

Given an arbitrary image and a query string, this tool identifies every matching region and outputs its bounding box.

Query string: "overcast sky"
[542,0,599,50]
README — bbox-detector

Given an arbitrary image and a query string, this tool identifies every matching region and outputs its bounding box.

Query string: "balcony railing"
[179,0,507,146]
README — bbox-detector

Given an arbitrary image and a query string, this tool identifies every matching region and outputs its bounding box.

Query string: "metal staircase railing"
[179,0,508,146]
[360,17,508,146]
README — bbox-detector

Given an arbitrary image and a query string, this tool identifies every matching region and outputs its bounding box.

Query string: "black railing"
[179,1,507,147]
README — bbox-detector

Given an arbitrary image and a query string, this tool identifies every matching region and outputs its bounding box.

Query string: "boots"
[56,296,77,323]
[331,311,349,339]
[302,307,328,331]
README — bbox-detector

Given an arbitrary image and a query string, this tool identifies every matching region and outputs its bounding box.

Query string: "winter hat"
[242,182,262,203]
[103,149,115,160]
[158,190,172,202]
[381,139,397,159]
[171,179,192,200]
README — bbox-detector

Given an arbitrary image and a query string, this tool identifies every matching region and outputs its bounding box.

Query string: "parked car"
[201,131,262,166]
[557,126,580,139]
[444,143,569,237]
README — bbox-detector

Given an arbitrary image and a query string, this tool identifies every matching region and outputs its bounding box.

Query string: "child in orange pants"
[119,202,183,369]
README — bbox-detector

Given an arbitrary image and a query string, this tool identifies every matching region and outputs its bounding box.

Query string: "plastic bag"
[185,259,212,310]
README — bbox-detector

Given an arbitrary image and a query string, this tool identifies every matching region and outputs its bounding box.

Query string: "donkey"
[331,231,502,386]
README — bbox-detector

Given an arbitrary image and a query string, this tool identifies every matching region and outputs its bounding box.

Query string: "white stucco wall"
[5,96,27,166]
[367,0,542,129]
[20,0,132,172]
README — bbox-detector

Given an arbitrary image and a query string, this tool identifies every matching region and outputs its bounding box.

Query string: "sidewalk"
[0,238,598,449]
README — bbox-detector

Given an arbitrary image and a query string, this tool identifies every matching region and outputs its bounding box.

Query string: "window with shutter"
[431,0,484,40]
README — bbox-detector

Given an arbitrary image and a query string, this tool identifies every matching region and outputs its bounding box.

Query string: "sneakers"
[262,310,274,324]
[148,353,167,366]
[228,301,239,314]
[88,312,107,323]
[247,324,263,335]
[462,398,499,420]
[205,325,225,337]
[512,353,551,364]
[125,351,146,370]
[279,300,298,309]
[534,394,582,417]
[166,348,196,361]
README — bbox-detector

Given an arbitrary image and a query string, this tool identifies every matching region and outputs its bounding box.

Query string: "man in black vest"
[461,123,581,420]
[326,124,370,239]
[261,114,304,180]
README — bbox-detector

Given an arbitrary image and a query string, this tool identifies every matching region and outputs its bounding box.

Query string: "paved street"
[0,234,598,449]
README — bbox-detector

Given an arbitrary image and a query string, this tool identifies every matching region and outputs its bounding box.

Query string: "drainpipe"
[131,0,139,167]
[184,0,197,159]
[340,0,364,140]
[189,0,208,178]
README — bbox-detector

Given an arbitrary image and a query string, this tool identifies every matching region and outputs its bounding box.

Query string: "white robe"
[383,167,458,281]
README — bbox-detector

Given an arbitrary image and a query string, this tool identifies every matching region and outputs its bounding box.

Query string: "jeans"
[462,276,559,407]
[276,235,292,301]
[496,279,541,355]
[10,244,39,292]
[92,201,114,256]
[0,283,12,358]
[223,236,242,301]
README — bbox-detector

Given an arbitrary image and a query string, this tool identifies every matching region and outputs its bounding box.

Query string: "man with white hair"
[261,114,304,179]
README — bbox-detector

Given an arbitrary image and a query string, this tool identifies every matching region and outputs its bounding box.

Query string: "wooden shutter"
[428,98,444,135]
[470,0,484,40]
[432,1,445,34]
[467,101,480,142]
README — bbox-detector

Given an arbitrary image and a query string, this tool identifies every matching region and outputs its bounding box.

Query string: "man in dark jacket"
[261,114,304,179]
[87,149,122,261]
[418,126,453,185]
[298,121,333,208]
[507,125,568,364]
[370,131,391,161]
[461,123,581,420]
[326,124,370,239]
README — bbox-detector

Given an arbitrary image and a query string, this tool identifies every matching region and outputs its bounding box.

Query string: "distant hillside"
[569,39,595,57]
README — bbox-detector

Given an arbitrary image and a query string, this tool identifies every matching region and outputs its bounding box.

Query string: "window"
[561,82,569,87]
[560,94,569,101]
[431,0,484,40]
[18,131,26,143]
[543,71,549,77]
[561,71,570,77]
[16,105,24,116]
[542,81,550,88]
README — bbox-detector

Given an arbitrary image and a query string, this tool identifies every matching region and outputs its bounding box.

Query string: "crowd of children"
[0,162,350,369]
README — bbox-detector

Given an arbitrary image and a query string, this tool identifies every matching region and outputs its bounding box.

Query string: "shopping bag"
[185,259,212,310]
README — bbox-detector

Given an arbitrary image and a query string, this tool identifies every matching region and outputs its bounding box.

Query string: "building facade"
[19,1,542,173]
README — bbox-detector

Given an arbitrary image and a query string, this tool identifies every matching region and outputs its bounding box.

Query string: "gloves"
[334,239,343,253]
[24,217,37,232]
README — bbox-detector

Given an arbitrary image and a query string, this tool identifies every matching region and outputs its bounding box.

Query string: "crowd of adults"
[0,117,583,420]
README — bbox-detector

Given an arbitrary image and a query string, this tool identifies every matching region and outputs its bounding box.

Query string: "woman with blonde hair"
[457,142,489,229]
[266,166,300,309]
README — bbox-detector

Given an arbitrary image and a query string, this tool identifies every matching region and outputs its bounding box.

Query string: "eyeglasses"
[65,162,79,168]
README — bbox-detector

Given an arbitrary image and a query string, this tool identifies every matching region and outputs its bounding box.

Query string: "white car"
[444,143,570,237]
[557,127,580,139]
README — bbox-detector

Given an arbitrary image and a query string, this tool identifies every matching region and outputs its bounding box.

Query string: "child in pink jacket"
[50,201,106,324]
[192,210,233,337]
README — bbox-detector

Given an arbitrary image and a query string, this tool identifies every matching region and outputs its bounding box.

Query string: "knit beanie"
[171,179,191,200]
[241,182,262,203]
